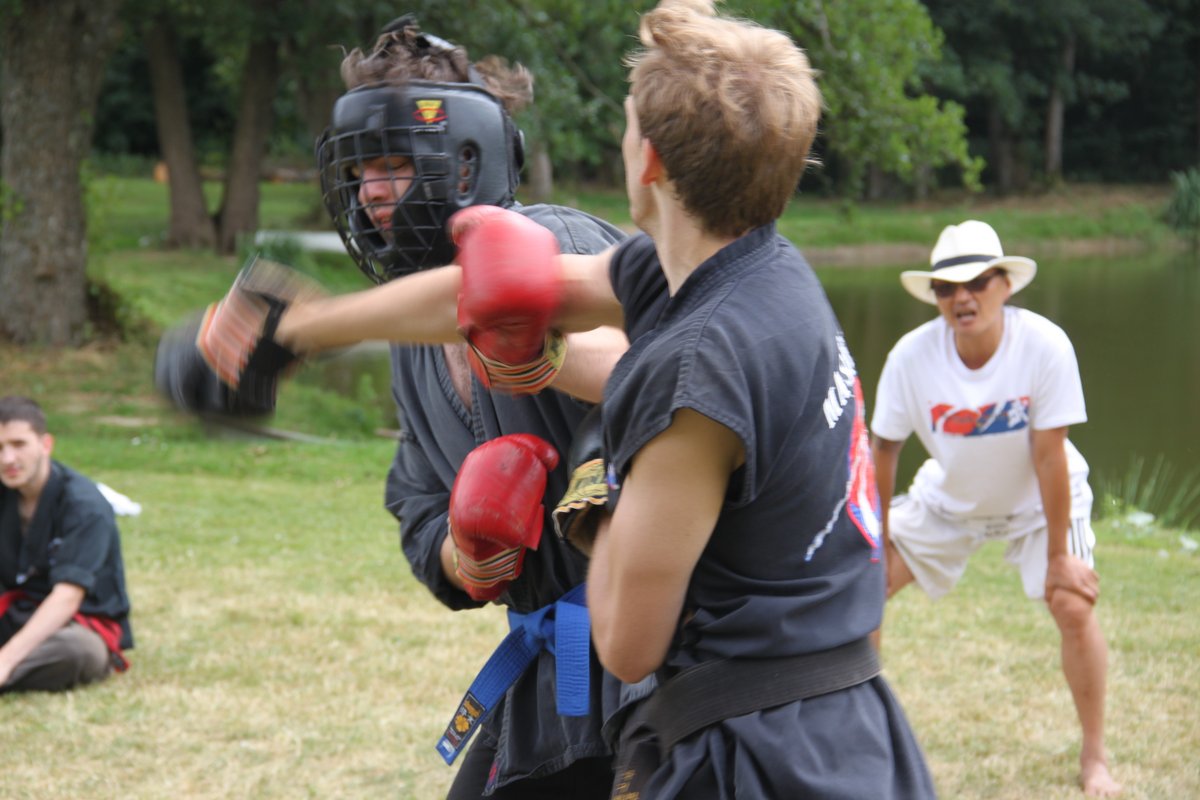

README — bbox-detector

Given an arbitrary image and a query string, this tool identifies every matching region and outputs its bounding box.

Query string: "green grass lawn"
[91,176,1176,259]
[543,180,1177,250]
[1,419,1195,798]
[3,336,1198,799]
[1,177,1194,797]
[884,531,1200,800]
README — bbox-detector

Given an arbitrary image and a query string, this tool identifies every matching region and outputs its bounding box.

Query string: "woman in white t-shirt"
[870,220,1122,798]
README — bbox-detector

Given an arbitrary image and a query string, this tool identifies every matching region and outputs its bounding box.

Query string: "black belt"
[642,637,880,757]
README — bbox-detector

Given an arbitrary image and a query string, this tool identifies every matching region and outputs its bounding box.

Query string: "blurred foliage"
[0,177,23,222]
[1096,454,1200,531]
[13,0,1200,203]
[78,0,1000,200]
[922,0,1195,189]
[729,0,983,198]
[1164,167,1200,251]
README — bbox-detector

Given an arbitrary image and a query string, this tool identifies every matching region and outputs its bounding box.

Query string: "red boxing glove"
[448,434,560,601]
[452,206,566,394]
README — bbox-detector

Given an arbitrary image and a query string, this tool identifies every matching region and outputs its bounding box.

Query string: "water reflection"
[817,251,1200,514]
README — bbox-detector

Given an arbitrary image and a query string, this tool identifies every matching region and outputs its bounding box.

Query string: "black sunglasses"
[930,269,1006,299]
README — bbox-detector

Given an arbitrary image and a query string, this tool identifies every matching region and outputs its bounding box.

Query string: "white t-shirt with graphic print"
[871,306,1089,520]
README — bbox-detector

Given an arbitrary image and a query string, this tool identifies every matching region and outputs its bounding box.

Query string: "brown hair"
[626,0,822,237]
[340,19,534,115]
[0,395,48,435]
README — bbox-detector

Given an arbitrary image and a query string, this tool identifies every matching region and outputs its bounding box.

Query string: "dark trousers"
[0,620,112,693]
[447,731,613,800]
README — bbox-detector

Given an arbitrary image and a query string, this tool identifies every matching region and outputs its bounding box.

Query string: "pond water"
[306,249,1200,521]
[817,250,1200,515]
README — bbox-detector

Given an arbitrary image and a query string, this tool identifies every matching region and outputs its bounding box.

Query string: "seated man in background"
[870,220,1121,797]
[0,395,133,693]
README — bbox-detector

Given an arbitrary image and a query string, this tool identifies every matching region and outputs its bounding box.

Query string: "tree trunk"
[1043,33,1076,184]
[216,25,281,255]
[987,103,1016,195]
[528,141,554,204]
[913,163,931,202]
[296,56,345,147]
[0,0,123,345]
[145,19,215,249]
[1195,54,1200,164]
[866,163,886,201]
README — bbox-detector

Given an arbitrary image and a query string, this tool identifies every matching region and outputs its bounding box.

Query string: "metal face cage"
[317,81,522,283]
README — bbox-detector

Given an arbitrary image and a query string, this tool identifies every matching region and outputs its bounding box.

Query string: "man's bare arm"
[870,435,905,547]
[1032,426,1098,604]
[275,265,464,353]
[588,409,743,682]
[557,251,625,332]
[552,326,629,403]
[275,248,623,353]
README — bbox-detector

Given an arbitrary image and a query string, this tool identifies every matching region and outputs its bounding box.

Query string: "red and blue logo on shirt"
[931,397,1031,436]
[846,379,882,556]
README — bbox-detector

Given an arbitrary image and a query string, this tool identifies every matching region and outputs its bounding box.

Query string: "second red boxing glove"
[448,433,560,601]
[453,207,566,394]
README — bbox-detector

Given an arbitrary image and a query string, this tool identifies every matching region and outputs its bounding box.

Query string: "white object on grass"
[97,482,143,517]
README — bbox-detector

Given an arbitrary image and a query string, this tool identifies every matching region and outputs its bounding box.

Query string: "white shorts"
[888,494,1096,600]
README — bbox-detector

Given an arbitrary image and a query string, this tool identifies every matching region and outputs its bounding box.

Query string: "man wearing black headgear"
[317,14,531,282]
[323,21,630,800]
[154,15,655,800]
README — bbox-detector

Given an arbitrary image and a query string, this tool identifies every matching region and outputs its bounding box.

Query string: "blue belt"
[435,583,591,765]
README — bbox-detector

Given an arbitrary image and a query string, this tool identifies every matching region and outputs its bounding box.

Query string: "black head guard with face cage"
[316,80,525,283]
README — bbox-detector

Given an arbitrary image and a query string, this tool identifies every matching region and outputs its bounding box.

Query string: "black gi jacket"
[601,226,934,799]
[385,203,629,789]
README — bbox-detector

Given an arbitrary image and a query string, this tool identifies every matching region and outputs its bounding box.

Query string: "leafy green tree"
[98,1,992,213]
[385,0,639,194]
[718,0,979,199]
[488,0,981,198]
[208,0,284,254]
[1,0,124,344]
[494,0,636,189]
[1074,0,1199,179]
[123,0,398,253]
[924,0,1163,191]
[137,1,220,248]
[1022,0,1162,184]
[438,0,980,199]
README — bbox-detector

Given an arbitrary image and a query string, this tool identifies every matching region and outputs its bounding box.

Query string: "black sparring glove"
[155,313,289,416]
[553,405,609,556]
[154,256,323,416]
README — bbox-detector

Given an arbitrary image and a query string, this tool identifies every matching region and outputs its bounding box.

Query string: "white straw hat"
[900,220,1037,305]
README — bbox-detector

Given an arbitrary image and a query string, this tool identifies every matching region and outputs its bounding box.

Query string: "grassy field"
[90,175,1175,251]
[0,390,1195,798]
[1,178,1196,798]
[546,180,1177,252]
